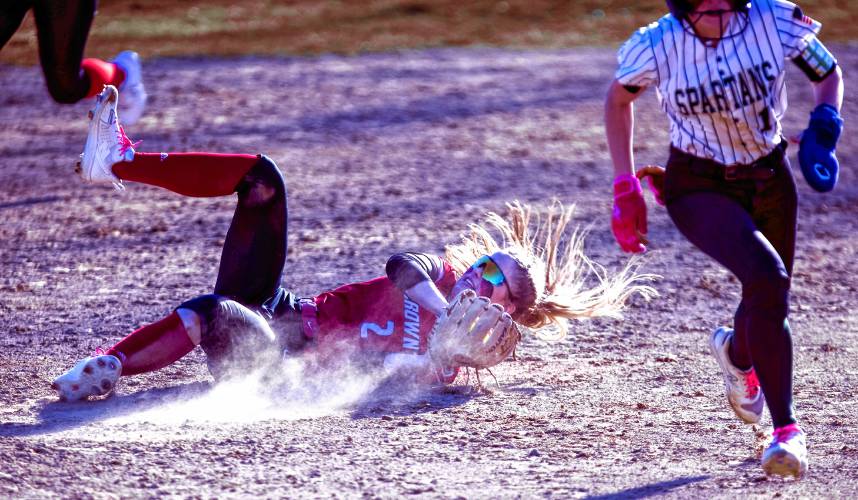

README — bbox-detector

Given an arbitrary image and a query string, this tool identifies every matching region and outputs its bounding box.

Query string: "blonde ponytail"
[445,200,658,340]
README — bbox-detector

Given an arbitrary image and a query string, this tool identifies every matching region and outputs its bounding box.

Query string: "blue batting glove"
[798,103,843,192]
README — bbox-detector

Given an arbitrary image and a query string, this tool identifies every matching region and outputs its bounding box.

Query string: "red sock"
[81,58,126,98]
[107,312,195,376]
[112,153,259,197]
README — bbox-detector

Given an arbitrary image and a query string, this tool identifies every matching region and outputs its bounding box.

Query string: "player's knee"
[177,294,223,326]
[236,155,286,208]
[743,271,791,318]
[175,307,202,345]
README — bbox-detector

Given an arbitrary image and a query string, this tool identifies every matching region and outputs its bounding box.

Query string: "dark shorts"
[179,290,308,380]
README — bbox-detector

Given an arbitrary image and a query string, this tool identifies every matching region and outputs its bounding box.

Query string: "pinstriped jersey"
[615,0,827,165]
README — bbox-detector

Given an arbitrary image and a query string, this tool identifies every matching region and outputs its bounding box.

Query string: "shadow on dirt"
[349,382,476,420]
[0,381,211,438]
[0,378,476,436]
[0,196,65,210]
[292,79,599,134]
[190,64,604,141]
[583,475,709,499]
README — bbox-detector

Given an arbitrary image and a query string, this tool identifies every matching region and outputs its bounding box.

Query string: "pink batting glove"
[611,173,648,253]
[635,165,666,206]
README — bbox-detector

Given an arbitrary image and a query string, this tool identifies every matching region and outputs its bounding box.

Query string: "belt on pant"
[672,142,786,181]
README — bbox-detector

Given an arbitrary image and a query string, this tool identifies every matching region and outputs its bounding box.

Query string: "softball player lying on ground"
[604,0,844,479]
[53,86,655,401]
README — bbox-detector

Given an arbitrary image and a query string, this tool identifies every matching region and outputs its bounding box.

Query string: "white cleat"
[762,424,808,478]
[77,85,136,190]
[112,50,147,125]
[52,354,122,402]
[709,326,765,424]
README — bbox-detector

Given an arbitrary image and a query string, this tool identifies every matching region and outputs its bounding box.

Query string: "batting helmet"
[666,0,750,21]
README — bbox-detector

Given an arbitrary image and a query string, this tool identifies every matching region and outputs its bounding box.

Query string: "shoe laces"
[93,347,126,363]
[117,125,141,156]
[772,423,802,444]
[743,368,760,398]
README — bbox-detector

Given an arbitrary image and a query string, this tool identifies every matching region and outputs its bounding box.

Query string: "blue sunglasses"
[471,255,507,286]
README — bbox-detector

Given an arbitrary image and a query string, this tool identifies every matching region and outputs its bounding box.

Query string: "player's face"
[451,254,517,314]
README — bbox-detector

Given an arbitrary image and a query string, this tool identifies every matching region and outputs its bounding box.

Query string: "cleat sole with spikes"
[52,354,122,402]
[763,450,806,478]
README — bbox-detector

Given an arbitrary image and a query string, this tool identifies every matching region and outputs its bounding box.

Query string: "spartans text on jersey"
[674,61,776,116]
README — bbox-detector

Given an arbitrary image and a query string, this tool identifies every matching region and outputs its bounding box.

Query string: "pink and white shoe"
[709,326,765,424]
[762,424,808,478]
[112,50,147,125]
[51,352,122,402]
[76,85,137,190]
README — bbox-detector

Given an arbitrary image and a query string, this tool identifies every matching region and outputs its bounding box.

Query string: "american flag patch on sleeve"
[793,6,814,25]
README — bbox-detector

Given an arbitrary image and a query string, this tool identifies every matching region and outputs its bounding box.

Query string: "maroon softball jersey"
[309,258,459,383]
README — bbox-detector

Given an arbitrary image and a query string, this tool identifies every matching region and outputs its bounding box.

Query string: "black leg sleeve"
[213,155,288,308]
[32,0,96,103]
[0,2,32,50]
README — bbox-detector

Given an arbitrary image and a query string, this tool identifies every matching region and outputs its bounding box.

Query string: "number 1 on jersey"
[759,108,772,132]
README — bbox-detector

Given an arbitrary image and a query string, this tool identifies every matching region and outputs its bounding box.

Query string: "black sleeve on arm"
[792,57,837,83]
[790,35,838,83]
[385,252,446,291]
[622,84,642,94]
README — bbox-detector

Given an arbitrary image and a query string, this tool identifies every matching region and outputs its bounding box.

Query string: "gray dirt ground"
[1,45,857,498]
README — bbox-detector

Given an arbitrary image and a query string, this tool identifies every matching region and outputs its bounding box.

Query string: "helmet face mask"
[666,0,751,45]
[667,0,749,20]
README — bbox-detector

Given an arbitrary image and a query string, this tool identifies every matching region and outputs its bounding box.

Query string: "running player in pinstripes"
[1,0,146,123]
[604,0,844,478]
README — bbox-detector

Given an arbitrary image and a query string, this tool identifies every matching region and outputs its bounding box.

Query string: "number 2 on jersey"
[360,321,394,338]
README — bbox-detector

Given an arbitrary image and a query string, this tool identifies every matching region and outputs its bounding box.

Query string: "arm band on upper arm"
[792,38,837,82]
[622,84,642,94]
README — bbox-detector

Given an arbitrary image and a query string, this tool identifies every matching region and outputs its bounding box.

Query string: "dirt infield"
[1,45,857,498]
